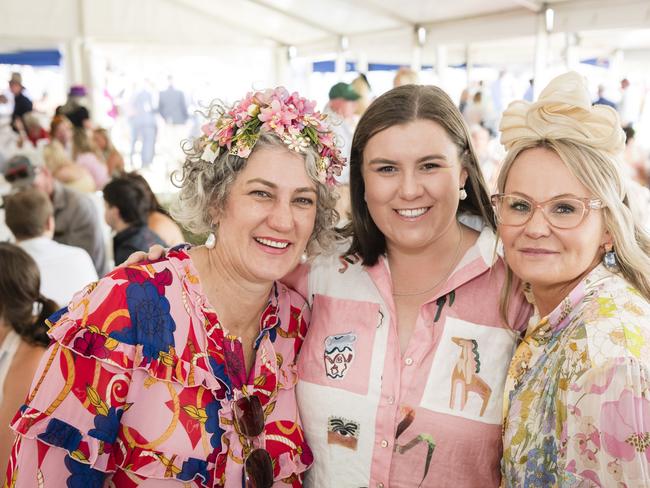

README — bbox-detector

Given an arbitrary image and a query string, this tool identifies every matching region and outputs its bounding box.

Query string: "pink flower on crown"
[287,92,317,114]
[259,99,298,134]
[201,121,218,138]
[216,125,235,148]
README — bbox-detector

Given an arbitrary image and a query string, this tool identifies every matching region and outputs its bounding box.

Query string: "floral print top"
[502,265,650,487]
[4,247,313,487]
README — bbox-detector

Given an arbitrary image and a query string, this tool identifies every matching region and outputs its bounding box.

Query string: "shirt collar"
[365,225,498,305]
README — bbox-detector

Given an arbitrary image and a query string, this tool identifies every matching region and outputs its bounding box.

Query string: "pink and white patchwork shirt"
[294,227,531,487]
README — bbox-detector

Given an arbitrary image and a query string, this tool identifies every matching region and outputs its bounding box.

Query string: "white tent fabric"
[2,0,650,64]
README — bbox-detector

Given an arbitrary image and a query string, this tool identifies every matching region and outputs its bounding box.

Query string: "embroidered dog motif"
[324,333,356,380]
[327,415,359,450]
[449,337,492,417]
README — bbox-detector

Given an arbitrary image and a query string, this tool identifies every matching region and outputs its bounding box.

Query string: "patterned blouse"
[502,265,650,487]
[5,247,313,487]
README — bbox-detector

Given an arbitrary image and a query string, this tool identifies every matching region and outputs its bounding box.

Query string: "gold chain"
[392,224,464,297]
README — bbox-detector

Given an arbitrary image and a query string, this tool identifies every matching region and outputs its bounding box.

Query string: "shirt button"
[377,484,385,488]
[404,357,413,366]
[387,396,395,405]
[380,439,389,448]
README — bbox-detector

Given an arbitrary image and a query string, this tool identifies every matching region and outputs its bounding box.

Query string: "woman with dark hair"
[0,243,58,483]
[293,84,530,487]
[123,172,185,246]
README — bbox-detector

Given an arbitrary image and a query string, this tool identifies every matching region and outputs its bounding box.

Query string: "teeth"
[396,207,428,218]
[255,238,289,249]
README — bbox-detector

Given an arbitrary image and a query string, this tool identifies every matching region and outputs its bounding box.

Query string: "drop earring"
[602,243,619,271]
[205,223,216,249]
[300,250,309,264]
[459,187,467,201]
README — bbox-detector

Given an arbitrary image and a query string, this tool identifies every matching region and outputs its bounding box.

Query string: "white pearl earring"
[205,223,216,249]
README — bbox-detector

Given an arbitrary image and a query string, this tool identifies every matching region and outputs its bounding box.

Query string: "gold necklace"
[391,225,464,297]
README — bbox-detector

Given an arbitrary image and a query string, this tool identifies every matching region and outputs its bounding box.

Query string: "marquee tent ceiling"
[1,0,649,65]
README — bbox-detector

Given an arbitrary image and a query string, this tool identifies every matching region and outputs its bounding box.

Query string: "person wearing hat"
[55,85,91,129]
[0,73,33,132]
[3,154,107,276]
[323,82,359,223]
[324,82,359,179]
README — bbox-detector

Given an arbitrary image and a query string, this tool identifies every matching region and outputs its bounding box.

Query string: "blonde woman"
[496,72,650,486]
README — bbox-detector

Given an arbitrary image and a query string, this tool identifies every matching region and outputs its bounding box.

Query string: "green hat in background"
[328,82,360,101]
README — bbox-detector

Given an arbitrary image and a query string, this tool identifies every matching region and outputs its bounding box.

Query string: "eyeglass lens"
[234,395,265,437]
[244,448,274,488]
[497,195,587,228]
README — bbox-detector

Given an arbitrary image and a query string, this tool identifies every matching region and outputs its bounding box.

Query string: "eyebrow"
[246,178,317,194]
[367,154,450,165]
[509,191,589,200]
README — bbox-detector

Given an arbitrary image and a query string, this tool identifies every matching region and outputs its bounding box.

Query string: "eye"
[420,161,441,171]
[508,198,531,213]
[376,165,397,173]
[293,196,315,207]
[550,201,577,214]
[250,190,272,199]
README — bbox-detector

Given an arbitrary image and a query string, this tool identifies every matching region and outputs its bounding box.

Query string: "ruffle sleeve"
[8,264,221,485]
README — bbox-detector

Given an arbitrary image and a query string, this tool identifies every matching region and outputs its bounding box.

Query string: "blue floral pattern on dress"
[110,279,176,360]
[38,418,82,452]
[205,399,225,449]
[177,457,209,482]
[88,406,123,444]
[64,455,105,488]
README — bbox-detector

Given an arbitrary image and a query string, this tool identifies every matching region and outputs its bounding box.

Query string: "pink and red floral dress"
[5,247,313,487]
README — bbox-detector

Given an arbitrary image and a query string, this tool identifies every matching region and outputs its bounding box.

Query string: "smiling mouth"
[254,237,290,249]
[519,248,557,255]
[395,207,430,218]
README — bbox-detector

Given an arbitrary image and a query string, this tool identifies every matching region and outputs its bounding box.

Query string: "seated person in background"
[72,127,109,190]
[103,175,165,265]
[5,188,98,306]
[623,125,648,185]
[93,127,125,176]
[56,85,91,129]
[0,242,58,484]
[21,112,49,147]
[43,115,95,193]
[124,172,185,245]
[3,154,108,275]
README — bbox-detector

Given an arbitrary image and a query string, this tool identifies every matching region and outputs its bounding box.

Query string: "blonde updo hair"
[496,72,650,321]
[170,101,339,254]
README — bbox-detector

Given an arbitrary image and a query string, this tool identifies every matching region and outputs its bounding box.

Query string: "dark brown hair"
[5,188,54,240]
[347,84,495,265]
[0,243,57,347]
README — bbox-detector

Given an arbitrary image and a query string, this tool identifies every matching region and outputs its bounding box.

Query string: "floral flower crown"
[199,87,345,186]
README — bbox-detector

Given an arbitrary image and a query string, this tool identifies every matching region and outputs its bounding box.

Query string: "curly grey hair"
[170,131,340,254]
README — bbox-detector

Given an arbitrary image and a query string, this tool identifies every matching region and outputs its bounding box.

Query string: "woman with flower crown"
[496,72,650,486]
[122,84,532,487]
[4,88,343,487]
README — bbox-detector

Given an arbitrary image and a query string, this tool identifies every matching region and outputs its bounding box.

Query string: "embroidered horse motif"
[449,337,492,417]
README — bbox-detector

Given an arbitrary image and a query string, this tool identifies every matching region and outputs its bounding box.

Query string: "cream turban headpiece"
[499,71,626,157]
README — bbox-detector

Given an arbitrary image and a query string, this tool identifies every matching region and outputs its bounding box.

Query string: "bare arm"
[0,344,45,486]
